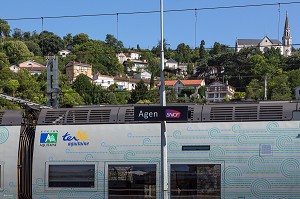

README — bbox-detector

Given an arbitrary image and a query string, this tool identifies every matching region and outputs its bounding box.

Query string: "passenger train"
[1,101,300,199]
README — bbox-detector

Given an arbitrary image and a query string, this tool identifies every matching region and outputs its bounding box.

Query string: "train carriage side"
[0,110,23,199]
[31,102,300,199]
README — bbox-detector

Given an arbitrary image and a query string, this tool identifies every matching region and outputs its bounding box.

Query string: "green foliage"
[175,43,192,63]
[0,19,11,37]
[246,79,264,100]
[4,79,19,96]
[3,40,34,64]
[25,41,42,56]
[105,34,124,52]
[233,92,246,100]
[0,52,9,69]
[130,80,149,103]
[73,33,89,46]
[72,40,123,76]
[38,31,64,55]
[179,88,196,97]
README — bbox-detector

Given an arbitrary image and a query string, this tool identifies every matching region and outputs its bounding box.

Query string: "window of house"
[48,164,95,188]
[170,164,221,198]
[108,164,156,198]
[298,90,300,95]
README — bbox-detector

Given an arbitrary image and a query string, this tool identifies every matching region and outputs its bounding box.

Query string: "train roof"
[37,101,300,125]
[0,110,24,126]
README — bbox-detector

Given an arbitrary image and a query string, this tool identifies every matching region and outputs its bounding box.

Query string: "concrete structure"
[235,12,292,56]
[206,81,235,102]
[295,86,300,100]
[65,61,92,82]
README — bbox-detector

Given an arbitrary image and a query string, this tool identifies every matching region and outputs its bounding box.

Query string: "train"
[1,101,300,199]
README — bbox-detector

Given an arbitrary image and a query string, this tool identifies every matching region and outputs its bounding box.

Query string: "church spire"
[282,11,292,56]
[284,11,290,38]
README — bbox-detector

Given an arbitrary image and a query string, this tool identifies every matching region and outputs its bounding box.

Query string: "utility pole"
[47,56,59,108]
[264,75,267,101]
[160,0,168,198]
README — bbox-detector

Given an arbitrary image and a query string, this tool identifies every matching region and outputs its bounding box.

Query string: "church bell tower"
[282,12,292,56]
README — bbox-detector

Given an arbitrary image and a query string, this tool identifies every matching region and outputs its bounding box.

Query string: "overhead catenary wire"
[2,1,300,21]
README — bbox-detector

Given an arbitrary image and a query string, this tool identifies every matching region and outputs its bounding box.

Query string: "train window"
[48,164,95,188]
[171,164,221,198]
[108,164,156,198]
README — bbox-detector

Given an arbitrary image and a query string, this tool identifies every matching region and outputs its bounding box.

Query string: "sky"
[1,0,300,50]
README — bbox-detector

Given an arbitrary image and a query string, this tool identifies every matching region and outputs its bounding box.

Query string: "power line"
[2,1,300,21]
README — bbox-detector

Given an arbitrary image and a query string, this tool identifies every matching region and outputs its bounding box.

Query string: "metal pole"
[160,0,168,198]
[264,75,267,101]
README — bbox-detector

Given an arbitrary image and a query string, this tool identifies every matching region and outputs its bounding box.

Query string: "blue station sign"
[134,106,188,121]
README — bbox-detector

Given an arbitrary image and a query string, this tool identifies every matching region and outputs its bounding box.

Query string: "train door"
[105,162,158,199]
[170,162,223,199]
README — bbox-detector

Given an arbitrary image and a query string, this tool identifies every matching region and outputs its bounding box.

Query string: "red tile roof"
[180,80,204,86]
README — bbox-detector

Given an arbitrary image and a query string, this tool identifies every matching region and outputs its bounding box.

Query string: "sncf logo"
[165,109,181,118]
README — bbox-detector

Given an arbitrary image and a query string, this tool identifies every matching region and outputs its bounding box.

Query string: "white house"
[205,81,235,102]
[93,74,114,89]
[11,60,47,75]
[124,59,148,72]
[58,50,71,57]
[133,71,152,80]
[165,59,178,70]
[9,65,20,73]
[114,77,150,91]
[161,80,205,96]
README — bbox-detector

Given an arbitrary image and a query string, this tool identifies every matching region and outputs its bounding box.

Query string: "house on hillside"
[65,61,92,82]
[93,74,114,89]
[58,50,71,57]
[133,71,152,80]
[160,79,205,96]
[114,76,150,91]
[11,60,47,75]
[124,59,148,72]
[205,81,235,102]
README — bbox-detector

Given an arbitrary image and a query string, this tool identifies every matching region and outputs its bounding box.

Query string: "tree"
[38,31,64,55]
[3,40,34,64]
[0,19,11,37]
[246,79,264,100]
[72,40,123,76]
[25,41,42,56]
[209,42,230,56]
[130,80,149,103]
[0,52,9,69]
[199,40,208,60]
[5,79,19,96]
[73,33,89,46]
[12,28,22,40]
[105,34,124,52]
[175,43,192,63]
[63,33,73,46]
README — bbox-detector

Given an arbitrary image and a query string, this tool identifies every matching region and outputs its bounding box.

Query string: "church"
[235,12,292,56]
